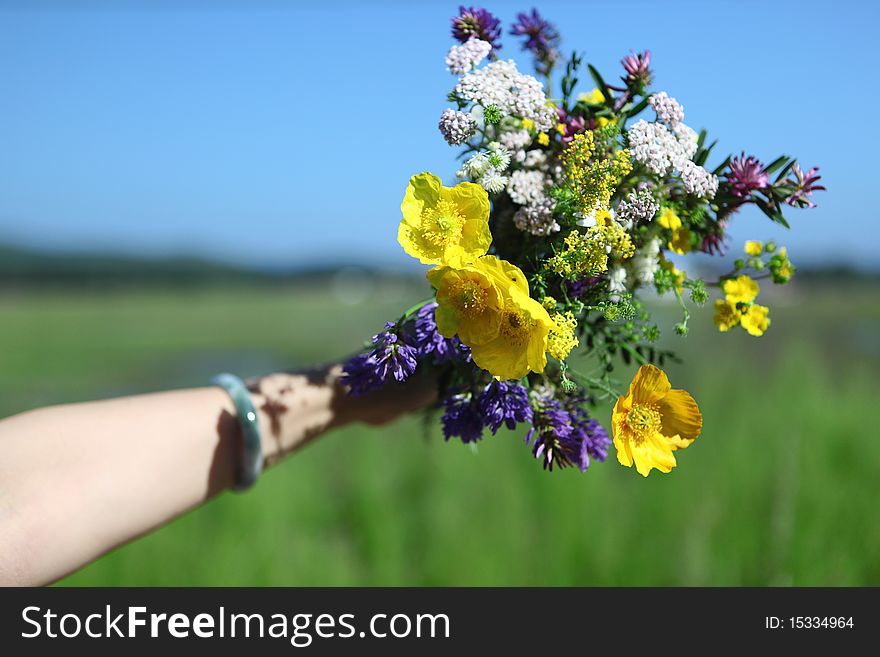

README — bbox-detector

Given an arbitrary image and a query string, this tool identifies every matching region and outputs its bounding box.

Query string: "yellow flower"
[745,240,763,256]
[713,299,741,332]
[741,303,770,336]
[722,275,759,304]
[612,364,702,477]
[541,296,557,310]
[556,122,568,136]
[657,207,681,230]
[537,132,550,146]
[547,311,578,361]
[398,172,491,267]
[427,261,504,346]
[668,227,692,255]
[521,118,535,131]
[469,286,553,380]
[578,88,605,104]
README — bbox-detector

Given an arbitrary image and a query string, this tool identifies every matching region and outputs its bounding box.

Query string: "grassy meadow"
[0,278,877,586]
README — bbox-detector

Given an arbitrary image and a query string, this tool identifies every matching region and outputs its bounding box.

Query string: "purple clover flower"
[725,153,770,199]
[413,302,471,364]
[556,106,586,143]
[785,164,825,209]
[341,322,417,396]
[510,8,560,74]
[477,380,533,434]
[451,6,502,52]
[441,391,485,443]
[621,49,652,90]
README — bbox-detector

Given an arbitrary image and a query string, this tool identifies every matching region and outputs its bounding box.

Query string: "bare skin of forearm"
[0,365,436,586]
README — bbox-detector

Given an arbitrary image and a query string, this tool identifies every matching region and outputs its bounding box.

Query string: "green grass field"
[1,279,878,586]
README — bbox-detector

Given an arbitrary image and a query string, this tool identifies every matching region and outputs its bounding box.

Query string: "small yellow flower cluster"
[713,275,771,336]
[744,240,763,256]
[398,172,555,380]
[548,311,579,361]
[561,133,632,215]
[546,226,634,278]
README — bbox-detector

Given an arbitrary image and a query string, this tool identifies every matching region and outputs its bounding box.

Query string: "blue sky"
[0,0,877,270]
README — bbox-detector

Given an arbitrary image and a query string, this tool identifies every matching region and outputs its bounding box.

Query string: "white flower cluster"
[438,108,476,146]
[445,38,492,75]
[680,160,719,198]
[456,142,512,194]
[513,198,560,236]
[616,190,658,228]
[506,169,547,206]
[648,91,684,127]
[630,237,661,285]
[455,60,556,131]
[608,266,628,297]
[627,118,717,199]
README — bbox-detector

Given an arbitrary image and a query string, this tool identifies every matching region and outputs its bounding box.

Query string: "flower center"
[626,403,661,444]
[499,304,530,346]
[422,200,465,246]
[448,277,489,317]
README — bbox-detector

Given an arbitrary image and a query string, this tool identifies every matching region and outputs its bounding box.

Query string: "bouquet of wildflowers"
[343,6,824,477]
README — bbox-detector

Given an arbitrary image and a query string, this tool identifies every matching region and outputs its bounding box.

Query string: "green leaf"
[696,129,708,150]
[712,155,731,176]
[774,160,795,182]
[763,155,791,175]
[624,96,649,119]
[586,64,612,103]
[695,139,717,167]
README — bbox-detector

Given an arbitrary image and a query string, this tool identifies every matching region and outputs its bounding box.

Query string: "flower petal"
[659,389,702,443]
[628,364,671,405]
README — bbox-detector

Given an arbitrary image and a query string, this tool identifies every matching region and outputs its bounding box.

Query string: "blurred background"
[1,0,878,585]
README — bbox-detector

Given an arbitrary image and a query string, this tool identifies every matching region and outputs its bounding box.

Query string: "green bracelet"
[211,373,263,491]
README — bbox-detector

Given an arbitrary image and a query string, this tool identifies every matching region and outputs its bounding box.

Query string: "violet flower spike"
[451,6,502,52]
[785,164,825,209]
[510,8,560,74]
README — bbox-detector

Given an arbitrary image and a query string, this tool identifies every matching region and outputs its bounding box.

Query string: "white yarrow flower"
[439,109,476,146]
[506,169,547,206]
[445,38,492,75]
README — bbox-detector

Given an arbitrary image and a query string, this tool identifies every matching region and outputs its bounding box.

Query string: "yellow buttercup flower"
[469,286,553,380]
[722,275,759,304]
[521,118,536,131]
[745,240,763,256]
[612,364,702,477]
[657,207,682,230]
[548,311,578,361]
[713,299,741,331]
[668,227,692,255]
[741,303,770,336]
[537,132,550,146]
[556,122,568,136]
[427,261,504,346]
[398,172,491,266]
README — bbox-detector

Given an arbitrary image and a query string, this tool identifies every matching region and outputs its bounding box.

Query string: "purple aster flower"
[413,302,471,364]
[477,380,533,434]
[565,275,603,299]
[725,153,770,199]
[621,49,652,90]
[451,6,502,52]
[441,391,484,443]
[341,321,418,396]
[510,8,560,74]
[785,164,825,209]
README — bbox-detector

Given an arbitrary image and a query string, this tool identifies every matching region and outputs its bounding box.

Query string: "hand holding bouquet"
[343,6,824,477]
